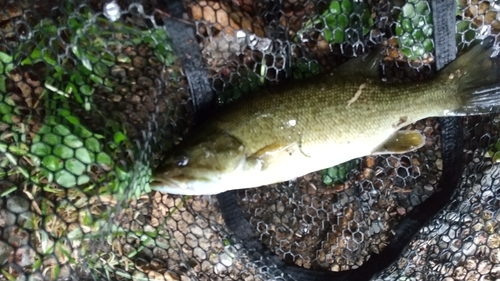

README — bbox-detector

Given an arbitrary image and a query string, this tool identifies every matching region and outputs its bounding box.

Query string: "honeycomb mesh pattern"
[0,0,499,281]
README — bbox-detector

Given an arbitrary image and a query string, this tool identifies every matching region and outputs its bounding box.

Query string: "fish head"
[151,132,248,195]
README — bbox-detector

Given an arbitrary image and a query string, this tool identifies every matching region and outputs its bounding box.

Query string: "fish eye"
[176,155,189,167]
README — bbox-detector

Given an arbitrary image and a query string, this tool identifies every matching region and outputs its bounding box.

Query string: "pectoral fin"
[372,130,425,154]
[247,141,299,170]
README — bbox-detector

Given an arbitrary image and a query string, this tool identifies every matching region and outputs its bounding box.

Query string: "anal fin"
[372,130,425,155]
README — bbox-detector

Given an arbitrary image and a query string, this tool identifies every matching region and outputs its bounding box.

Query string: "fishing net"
[0,0,499,280]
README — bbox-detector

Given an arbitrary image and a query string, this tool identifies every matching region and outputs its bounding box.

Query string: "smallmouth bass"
[152,42,500,195]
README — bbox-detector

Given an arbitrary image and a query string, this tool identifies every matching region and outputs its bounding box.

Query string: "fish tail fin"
[445,40,500,115]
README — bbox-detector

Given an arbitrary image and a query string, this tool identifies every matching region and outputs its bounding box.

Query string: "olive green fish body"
[153,43,500,195]
[212,74,456,154]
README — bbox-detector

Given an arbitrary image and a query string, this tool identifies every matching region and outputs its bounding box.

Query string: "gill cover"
[151,131,247,193]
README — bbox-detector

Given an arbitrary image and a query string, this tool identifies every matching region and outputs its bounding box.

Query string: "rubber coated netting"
[0,1,499,281]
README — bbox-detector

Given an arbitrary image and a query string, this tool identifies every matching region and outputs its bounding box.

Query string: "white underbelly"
[208,140,377,194]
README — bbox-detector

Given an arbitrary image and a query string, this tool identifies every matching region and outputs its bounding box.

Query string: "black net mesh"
[0,0,499,281]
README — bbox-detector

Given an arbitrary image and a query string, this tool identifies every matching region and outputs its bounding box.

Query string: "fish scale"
[215,76,453,153]
[152,42,500,195]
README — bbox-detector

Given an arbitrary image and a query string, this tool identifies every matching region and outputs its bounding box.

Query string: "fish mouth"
[150,176,189,192]
[150,175,211,195]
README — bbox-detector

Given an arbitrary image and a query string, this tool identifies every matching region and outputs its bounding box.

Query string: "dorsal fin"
[332,47,382,79]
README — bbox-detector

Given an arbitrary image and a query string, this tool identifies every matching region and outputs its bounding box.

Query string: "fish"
[151,42,500,195]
